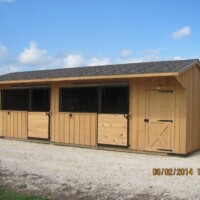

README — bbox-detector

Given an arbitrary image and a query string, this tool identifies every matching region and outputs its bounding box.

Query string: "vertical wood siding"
[129,76,187,154]
[51,76,188,154]
[179,65,200,153]
[51,112,97,146]
[0,111,27,139]
[50,84,97,146]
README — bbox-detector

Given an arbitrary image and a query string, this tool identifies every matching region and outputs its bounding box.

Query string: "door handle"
[144,119,149,122]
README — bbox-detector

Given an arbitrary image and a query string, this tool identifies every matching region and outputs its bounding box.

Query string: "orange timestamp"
[152,168,200,176]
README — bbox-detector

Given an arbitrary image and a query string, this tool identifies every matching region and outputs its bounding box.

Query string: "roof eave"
[0,72,179,85]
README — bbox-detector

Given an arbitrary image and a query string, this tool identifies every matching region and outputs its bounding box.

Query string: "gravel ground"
[0,139,200,199]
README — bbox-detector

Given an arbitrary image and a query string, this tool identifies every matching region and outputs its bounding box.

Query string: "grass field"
[0,186,49,200]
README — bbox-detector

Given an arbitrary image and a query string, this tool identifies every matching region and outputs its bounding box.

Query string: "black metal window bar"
[1,88,50,112]
[30,88,50,111]
[59,87,98,113]
[1,89,29,111]
[101,86,129,114]
[59,86,129,114]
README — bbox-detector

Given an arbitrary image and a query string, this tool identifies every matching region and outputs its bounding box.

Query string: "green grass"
[0,186,50,200]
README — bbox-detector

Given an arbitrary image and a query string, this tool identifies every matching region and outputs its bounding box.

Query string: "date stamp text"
[152,168,200,176]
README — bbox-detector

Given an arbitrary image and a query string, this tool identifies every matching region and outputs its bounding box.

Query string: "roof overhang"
[0,72,179,85]
[0,59,199,86]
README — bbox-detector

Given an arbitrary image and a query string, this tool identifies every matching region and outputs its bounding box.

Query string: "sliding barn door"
[28,112,49,139]
[145,90,173,152]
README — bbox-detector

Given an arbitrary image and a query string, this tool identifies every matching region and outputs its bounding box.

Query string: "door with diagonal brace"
[145,90,173,152]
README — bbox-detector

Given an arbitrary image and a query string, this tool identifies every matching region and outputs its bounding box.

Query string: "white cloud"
[0,41,168,75]
[18,41,52,65]
[121,49,133,57]
[117,58,144,64]
[18,41,86,69]
[172,26,191,39]
[0,43,17,74]
[174,56,182,60]
[0,0,15,3]
[0,43,8,59]
[3,65,18,73]
[87,57,111,66]
[63,53,84,68]
[139,49,161,61]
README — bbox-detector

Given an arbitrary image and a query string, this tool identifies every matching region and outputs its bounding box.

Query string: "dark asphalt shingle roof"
[0,59,198,82]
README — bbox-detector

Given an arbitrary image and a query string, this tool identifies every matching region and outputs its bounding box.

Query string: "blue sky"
[0,0,200,74]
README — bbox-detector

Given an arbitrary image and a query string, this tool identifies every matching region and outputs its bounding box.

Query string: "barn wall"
[50,77,187,154]
[179,65,200,153]
[129,76,187,154]
[0,111,27,139]
[50,84,97,146]
[0,75,190,154]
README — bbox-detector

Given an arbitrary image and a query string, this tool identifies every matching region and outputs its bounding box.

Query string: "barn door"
[27,87,50,139]
[98,114,128,146]
[97,86,129,147]
[28,112,49,139]
[145,90,173,152]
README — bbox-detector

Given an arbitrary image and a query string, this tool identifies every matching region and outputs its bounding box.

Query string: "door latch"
[46,111,52,116]
[144,119,149,122]
[158,120,173,123]
[124,114,130,119]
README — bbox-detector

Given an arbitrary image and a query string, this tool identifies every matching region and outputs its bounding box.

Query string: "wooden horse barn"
[0,59,200,155]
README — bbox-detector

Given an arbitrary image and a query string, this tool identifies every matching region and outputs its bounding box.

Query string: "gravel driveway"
[0,139,200,199]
